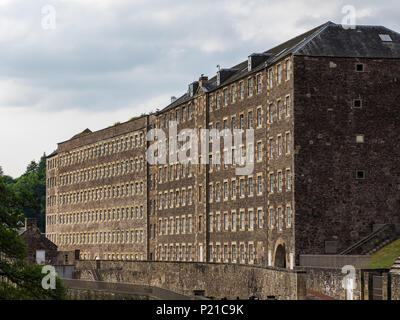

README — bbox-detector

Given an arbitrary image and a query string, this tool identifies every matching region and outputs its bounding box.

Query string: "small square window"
[356,135,364,143]
[356,64,364,72]
[353,99,362,108]
[356,170,365,180]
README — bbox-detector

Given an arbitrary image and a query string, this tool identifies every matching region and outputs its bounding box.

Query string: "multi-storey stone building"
[46,22,400,268]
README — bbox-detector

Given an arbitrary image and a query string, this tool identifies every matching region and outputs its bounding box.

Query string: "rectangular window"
[231,85,236,103]
[248,111,253,129]
[269,173,274,193]
[286,96,290,117]
[248,78,253,96]
[286,60,291,80]
[278,172,282,192]
[240,179,245,197]
[231,180,236,198]
[278,208,282,231]
[257,176,262,194]
[270,208,274,228]
[224,182,228,199]
[269,104,274,123]
[269,139,274,158]
[286,132,291,153]
[257,74,262,93]
[240,212,245,230]
[277,65,281,84]
[257,108,262,127]
[277,101,282,120]
[240,82,244,99]
[248,177,253,196]
[286,170,291,190]
[209,215,213,232]
[232,212,237,231]
[278,136,282,155]
[224,213,228,231]
[269,69,273,88]
[287,206,291,227]
[249,210,254,229]
[249,244,254,262]
[258,210,263,228]
[223,89,228,106]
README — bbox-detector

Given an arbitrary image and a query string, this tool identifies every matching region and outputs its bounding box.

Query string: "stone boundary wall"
[73,260,307,300]
[63,278,189,300]
[302,267,361,300]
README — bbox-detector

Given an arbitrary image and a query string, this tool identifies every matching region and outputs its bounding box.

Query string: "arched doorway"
[275,244,286,268]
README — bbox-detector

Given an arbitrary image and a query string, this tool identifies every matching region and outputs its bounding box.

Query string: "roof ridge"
[292,21,334,55]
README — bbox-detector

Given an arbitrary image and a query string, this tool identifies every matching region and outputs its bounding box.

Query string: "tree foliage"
[0,177,67,300]
[5,154,47,232]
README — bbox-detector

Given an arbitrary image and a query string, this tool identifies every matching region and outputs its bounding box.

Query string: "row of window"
[100,253,144,261]
[209,107,263,132]
[208,174,263,202]
[268,96,291,122]
[48,206,145,226]
[158,215,193,236]
[209,209,264,232]
[158,103,193,129]
[269,205,292,230]
[209,73,263,111]
[208,242,256,264]
[58,181,145,206]
[155,162,193,185]
[59,131,145,168]
[269,133,291,158]
[157,187,193,210]
[157,243,195,262]
[57,229,145,246]
[269,170,292,193]
[268,59,291,88]
[57,157,145,187]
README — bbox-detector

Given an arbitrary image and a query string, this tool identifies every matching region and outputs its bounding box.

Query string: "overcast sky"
[0,0,399,177]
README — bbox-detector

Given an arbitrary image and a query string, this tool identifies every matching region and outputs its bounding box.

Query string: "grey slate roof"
[160,21,400,113]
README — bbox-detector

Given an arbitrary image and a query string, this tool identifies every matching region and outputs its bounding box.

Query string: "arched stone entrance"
[274,244,286,268]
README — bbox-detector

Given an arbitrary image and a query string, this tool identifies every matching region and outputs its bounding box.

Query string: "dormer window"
[379,34,392,42]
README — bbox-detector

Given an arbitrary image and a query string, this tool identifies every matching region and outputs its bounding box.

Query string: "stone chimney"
[199,75,208,87]
[25,218,37,231]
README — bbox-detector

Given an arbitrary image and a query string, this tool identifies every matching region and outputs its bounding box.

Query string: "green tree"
[0,177,67,299]
[0,166,3,176]
[9,154,47,232]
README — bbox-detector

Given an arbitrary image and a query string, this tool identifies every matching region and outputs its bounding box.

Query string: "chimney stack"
[25,218,37,231]
[199,75,208,87]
